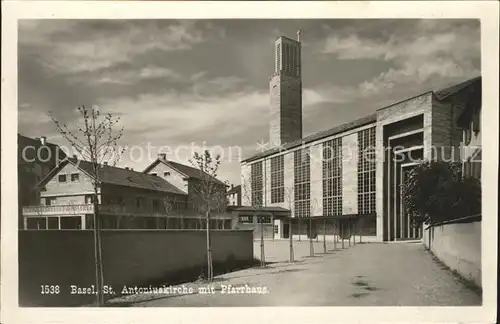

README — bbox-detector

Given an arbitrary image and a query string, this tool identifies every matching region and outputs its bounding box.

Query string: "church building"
[239,32,482,242]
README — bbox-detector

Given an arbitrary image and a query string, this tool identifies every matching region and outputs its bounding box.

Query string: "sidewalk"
[112,241,481,307]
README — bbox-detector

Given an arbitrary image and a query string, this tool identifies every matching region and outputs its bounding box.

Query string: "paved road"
[114,241,481,307]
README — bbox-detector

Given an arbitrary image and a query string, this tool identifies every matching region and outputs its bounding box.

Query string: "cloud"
[19,20,225,73]
[69,66,183,85]
[320,20,480,94]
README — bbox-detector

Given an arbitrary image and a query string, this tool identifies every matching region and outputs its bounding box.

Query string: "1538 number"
[40,285,60,295]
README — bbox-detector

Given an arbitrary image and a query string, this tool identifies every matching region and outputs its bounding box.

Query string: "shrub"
[401,160,481,226]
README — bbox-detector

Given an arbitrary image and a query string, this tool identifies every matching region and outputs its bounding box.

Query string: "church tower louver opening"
[269,31,303,148]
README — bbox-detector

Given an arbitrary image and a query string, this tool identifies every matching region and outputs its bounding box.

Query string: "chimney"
[158,153,167,161]
[131,168,134,171]
[231,184,234,189]
[40,136,47,145]
[125,167,129,170]
[72,154,77,160]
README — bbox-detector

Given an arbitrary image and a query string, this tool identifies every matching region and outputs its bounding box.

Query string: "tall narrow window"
[294,148,310,218]
[251,162,263,206]
[276,43,281,72]
[358,127,376,214]
[270,155,284,203]
[323,138,342,216]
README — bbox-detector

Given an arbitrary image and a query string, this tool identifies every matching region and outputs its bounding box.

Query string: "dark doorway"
[283,223,290,239]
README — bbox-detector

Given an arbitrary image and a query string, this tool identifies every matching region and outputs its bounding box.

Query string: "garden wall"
[422,216,481,287]
[19,229,254,306]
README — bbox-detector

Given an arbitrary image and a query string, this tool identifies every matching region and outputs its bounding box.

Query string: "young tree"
[322,216,327,254]
[189,150,226,281]
[213,182,230,229]
[50,105,124,306]
[163,196,178,229]
[242,181,266,267]
[308,198,319,257]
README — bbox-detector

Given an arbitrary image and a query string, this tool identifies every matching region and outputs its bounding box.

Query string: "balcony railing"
[22,204,232,219]
[22,204,94,216]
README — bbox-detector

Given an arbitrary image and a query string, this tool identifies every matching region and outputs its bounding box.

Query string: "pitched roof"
[18,134,67,165]
[241,76,482,164]
[235,206,290,213]
[40,159,186,195]
[227,185,241,195]
[242,113,377,163]
[145,159,226,186]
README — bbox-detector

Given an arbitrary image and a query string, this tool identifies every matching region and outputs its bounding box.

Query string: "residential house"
[18,134,66,228]
[21,158,232,230]
[457,78,482,180]
[143,153,233,226]
[226,184,241,208]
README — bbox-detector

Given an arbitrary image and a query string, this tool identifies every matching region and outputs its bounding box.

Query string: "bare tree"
[213,182,229,229]
[241,180,266,267]
[163,196,177,229]
[322,214,327,254]
[50,105,124,306]
[284,187,295,263]
[189,150,225,281]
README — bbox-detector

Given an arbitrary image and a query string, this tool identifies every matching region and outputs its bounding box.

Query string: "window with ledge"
[164,172,171,177]
[58,174,67,183]
[257,215,272,224]
[238,215,253,224]
[71,173,80,182]
[151,173,157,176]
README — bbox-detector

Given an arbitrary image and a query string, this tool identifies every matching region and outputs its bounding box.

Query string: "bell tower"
[269,31,303,148]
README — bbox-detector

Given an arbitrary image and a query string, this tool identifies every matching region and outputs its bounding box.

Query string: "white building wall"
[147,162,188,194]
[342,133,358,215]
[283,152,295,216]
[264,159,271,206]
[240,162,251,205]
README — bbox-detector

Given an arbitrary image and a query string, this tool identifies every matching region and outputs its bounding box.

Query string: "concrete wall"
[19,229,254,306]
[309,144,323,216]
[376,93,433,241]
[269,74,302,147]
[283,152,295,215]
[422,221,481,287]
[240,163,251,205]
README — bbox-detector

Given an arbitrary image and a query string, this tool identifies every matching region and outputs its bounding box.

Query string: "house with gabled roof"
[22,157,233,231]
[143,153,229,214]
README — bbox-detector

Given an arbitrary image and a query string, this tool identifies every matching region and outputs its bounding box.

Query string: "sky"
[18,19,481,185]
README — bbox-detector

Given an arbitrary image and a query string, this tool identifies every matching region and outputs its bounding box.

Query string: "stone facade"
[270,74,302,147]
[269,35,302,148]
[240,162,251,206]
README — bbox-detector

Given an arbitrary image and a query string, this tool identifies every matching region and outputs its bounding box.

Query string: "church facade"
[240,33,482,242]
